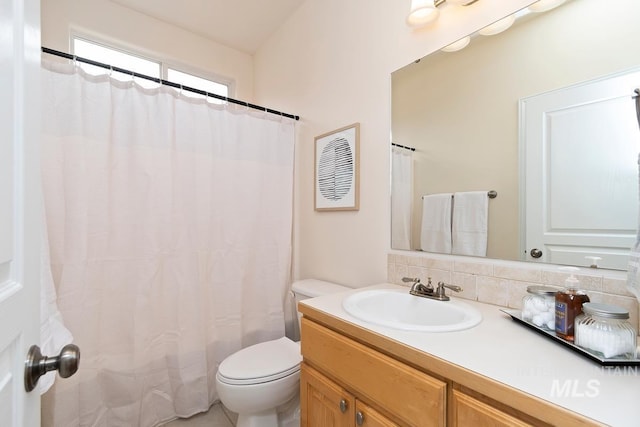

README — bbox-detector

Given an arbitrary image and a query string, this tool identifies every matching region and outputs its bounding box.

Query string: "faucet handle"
[435,281,462,299]
[402,277,420,283]
[439,282,462,293]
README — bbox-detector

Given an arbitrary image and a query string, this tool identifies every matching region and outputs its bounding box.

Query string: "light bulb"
[441,36,471,52]
[478,14,515,36]
[406,0,440,28]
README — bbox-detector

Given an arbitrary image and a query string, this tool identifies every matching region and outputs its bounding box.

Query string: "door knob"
[24,344,80,392]
[530,248,543,258]
[339,398,348,413]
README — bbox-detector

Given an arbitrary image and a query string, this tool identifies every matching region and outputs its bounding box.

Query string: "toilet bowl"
[216,337,301,427]
[215,279,350,427]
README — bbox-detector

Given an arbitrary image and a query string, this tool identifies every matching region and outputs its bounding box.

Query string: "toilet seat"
[217,337,301,386]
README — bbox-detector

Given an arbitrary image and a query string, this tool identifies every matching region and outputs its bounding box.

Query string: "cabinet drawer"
[301,318,446,426]
[451,390,533,427]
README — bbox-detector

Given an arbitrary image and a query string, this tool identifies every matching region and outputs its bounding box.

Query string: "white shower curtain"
[39,61,295,426]
[391,147,413,250]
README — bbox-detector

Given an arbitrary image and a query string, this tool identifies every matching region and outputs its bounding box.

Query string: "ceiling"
[110,0,306,54]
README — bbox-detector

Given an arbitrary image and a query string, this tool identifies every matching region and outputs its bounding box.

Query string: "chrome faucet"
[403,277,462,301]
[403,277,433,295]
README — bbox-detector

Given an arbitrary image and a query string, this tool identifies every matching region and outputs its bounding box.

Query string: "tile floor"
[162,402,237,427]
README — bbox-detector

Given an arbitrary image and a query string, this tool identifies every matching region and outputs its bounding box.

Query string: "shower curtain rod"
[41,46,300,121]
[392,142,416,151]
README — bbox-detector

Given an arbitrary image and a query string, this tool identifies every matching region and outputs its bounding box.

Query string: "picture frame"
[314,123,360,211]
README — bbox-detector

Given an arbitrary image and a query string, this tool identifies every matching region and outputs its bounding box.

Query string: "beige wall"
[40,0,254,100]
[254,0,534,287]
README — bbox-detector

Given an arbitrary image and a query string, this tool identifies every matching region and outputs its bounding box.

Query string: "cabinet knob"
[356,411,364,425]
[339,399,348,413]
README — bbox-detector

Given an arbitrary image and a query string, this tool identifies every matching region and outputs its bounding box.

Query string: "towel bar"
[422,191,497,199]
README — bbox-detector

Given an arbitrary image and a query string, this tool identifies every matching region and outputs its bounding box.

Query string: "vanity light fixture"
[406,0,444,28]
[445,0,479,5]
[441,36,471,52]
[406,0,479,28]
[477,14,516,36]
[528,0,566,13]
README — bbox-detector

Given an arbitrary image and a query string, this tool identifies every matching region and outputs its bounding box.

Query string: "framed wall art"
[314,123,360,211]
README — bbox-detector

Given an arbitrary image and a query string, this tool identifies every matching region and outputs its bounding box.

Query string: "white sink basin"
[342,289,482,332]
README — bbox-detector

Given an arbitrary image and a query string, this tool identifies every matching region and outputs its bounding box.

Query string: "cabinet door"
[355,400,399,427]
[451,390,533,427]
[301,363,354,427]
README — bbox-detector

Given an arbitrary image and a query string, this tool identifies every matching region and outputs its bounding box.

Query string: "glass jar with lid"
[574,303,637,359]
[521,285,556,331]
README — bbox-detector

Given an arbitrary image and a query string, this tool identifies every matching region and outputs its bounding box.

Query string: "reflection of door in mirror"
[390,0,640,271]
[521,68,640,270]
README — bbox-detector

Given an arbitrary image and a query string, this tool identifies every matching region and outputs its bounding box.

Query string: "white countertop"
[300,283,640,427]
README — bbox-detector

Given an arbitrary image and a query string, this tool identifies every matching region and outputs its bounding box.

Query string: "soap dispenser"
[555,267,590,342]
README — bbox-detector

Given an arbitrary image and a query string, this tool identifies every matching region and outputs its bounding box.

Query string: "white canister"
[521,285,556,331]
[575,303,637,359]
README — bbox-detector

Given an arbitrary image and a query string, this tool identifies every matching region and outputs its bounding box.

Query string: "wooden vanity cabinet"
[299,312,601,427]
[300,317,447,426]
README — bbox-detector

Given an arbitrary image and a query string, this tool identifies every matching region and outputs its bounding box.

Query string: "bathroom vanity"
[299,284,640,426]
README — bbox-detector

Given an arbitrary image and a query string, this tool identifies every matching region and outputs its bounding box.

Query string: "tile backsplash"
[388,252,639,332]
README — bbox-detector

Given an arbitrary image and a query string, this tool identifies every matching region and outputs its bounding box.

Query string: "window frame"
[69,33,234,98]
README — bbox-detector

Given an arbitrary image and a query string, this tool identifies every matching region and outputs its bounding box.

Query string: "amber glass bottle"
[555,273,590,342]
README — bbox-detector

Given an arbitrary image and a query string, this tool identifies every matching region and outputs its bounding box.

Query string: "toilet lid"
[217,337,301,385]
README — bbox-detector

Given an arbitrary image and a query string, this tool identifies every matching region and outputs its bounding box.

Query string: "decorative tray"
[500,308,640,366]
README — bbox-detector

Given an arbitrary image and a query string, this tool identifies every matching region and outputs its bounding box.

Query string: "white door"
[521,68,640,270]
[0,0,42,425]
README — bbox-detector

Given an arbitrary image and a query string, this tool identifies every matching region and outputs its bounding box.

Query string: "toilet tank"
[291,279,350,303]
[290,279,350,338]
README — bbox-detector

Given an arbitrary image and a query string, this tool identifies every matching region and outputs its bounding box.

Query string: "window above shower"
[71,36,231,103]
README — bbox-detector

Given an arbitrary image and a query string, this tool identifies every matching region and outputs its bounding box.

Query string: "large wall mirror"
[391,0,640,270]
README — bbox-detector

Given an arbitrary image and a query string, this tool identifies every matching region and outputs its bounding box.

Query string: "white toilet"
[215,279,350,427]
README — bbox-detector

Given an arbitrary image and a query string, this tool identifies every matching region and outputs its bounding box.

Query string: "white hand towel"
[452,191,489,256]
[420,193,453,253]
